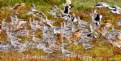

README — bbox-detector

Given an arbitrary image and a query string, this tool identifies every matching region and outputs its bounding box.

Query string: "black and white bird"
[108,6,117,10]
[95,2,109,8]
[108,6,121,14]
[63,13,77,23]
[63,5,72,15]
[90,10,102,27]
[71,13,78,23]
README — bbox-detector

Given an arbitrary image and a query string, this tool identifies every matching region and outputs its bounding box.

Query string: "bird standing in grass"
[32,32,40,43]
[69,29,81,43]
[10,3,26,14]
[27,4,38,15]
[82,43,93,50]
[36,42,53,54]
[43,47,53,54]
[63,0,72,15]
[1,19,8,30]
[27,4,45,18]
[61,45,72,56]
[63,5,71,15]
[108,6,121,14]
[117,19,121,26]
[0,41,12,52]
[95,2,109,8]
[10,3,26,10]
[90,10,102,27]
[109,33,121,48]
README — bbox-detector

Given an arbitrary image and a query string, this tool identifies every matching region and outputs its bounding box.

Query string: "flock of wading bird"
[1,0,121,57]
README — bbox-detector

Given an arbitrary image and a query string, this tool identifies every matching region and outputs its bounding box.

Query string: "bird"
[19,41,33,52]
[105,20,113,28]
[30,19,36,30]
[50,5,59,11]
[27,4,38,15]
[44,17,54,28]
[116,33,121,41]
[111,41,121,48]
[15,20,27,30]
[30,4,37,12]
[48,11,57,17]
[77,17,88,28]
[29,18,41,31]
[36,42,46,50]
[36,42,53,54]
[71,13,78,23]
[35,23,42,30]
[10,15,26,30]
[10,39,22,49]
[108,5,121,14]
[89,22,96,33]
[63,4,72,15]
[0,41,12,52]
[53,27,62,34]
[48,11,62,18]
[27,4,45,17]
[10,3,21,10]
[32,32,40,43]
[82,43,93,50]
[43,47,53,54]
[69,29,81,43]
[1,19,7,30]
[96,23,107,36]
[117,19,121,26]
[61,45,72,56]
[90,10,102,27]
[94,10,102,21]
[55,33,65,45]
[109,33,121,48]
[108,6,117,10]
[48,5,62,18]
[10,3,26,14]
[62,25,72,37]
[95,2,109,8]
[10,3,26,10]
[63,14,72,25]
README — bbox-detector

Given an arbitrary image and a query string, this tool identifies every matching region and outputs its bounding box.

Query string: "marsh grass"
[0,0,121,61]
